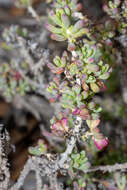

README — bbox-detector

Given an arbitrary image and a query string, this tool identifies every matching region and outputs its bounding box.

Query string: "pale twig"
[0,125,10,190]
[9,158,34,190]
[49,173,63,190]
[17,37,34,68]
[36,170,43,190]
[9,116,82,190]
[27,6,41,23]
[84,163,127,173]
[58,116,82,168]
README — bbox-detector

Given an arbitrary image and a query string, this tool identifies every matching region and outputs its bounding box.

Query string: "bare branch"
[84,163,127,173]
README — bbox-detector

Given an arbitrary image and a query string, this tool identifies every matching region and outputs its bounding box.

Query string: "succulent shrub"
[46,0,114,151]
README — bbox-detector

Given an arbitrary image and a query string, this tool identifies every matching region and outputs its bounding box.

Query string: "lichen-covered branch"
[0,124,10,190]
[84,162,127,173]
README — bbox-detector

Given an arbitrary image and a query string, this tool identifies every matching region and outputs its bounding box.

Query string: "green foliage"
[0,62,30,101]
[70,151,89,171]
[103,0,127,33]
[46,0,89,43]
[29,140,47,156]
[46,0,115,151]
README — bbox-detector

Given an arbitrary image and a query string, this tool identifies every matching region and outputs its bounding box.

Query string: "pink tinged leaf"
[61,14,70,28]
[48,59,63,74]
[82,82,89,91]
[81,74,87,80]
[94,137,108,150]
[77,60,83,67]
[61,117,68,126]
[53,76,59,85]
[93,119,100,128]
[64,5,71,16]
[73,181,79,190]
[105,39,113,46]
[50,33,66,41]
[87,57,94,63]
[52,123,58,130]
[45,23,53,32]
[103,5,108,12]
[73,108,80,115]
[79,108,90,120]
[76,3,83,11]
[92,127,100,134]
[52,118,68,135]
[49,10,55,17]
[68,43,76,51]
[61,117,68,132]
[74,20,85,30]
[47,62,57,73]
[87,119,101,129]
[113,8,118,14]
[55,67,64,74]
[49,97,57,103]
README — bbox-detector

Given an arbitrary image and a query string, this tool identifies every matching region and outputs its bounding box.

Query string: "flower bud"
[68,43,76,51]
[94,137,108,150]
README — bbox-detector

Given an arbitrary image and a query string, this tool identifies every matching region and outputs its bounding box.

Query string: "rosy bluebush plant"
[0,62,30,101]
[103,0,127,34]
[46,0,114,151]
